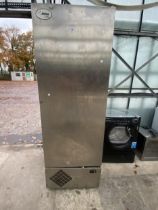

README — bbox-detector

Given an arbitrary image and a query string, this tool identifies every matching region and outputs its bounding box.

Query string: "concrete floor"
[0,81,41,144]
[0,144,158,210]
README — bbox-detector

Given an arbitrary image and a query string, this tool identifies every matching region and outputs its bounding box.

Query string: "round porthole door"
[108,126,132,150]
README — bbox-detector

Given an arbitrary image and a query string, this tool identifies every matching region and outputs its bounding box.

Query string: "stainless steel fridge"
[32,3,115,189]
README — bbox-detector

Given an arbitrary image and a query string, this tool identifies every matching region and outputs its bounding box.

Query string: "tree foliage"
[0,27,34,72]
[0,29,5,48]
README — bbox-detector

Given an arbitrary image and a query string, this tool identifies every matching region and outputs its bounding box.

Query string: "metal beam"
[0,2,30,9]
[108,93,158,98]
[63,0,70,4]
[0,10,31,18]
[47,0,52,3]
[114,30,158,38]
[112,48,156,95]
[5,0,8,10]
[126,0,145,109]
[109,88,158,90]
[109,51,158,93]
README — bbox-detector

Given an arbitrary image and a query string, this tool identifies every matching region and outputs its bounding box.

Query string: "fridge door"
[32,4,115,167]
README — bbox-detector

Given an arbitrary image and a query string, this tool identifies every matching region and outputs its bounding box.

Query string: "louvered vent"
[50,170,72,187]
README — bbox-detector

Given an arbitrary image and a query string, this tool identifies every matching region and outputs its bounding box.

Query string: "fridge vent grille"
[50,170,72,187]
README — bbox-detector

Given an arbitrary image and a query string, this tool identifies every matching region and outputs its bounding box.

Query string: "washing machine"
[103,109,141,163]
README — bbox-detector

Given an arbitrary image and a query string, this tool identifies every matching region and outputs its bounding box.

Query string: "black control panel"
[106,116,141,127]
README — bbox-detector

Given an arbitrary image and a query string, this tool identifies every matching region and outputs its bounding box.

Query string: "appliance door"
[32,4,115,167]
[106,125,132,150]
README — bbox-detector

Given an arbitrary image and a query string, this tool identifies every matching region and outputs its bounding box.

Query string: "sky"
[0,18,32,32]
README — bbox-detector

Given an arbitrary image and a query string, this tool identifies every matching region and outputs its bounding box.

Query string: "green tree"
[1,27,34,72]
[16,31,34,71]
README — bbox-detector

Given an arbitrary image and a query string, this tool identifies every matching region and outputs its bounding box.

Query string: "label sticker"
[26,72,30,78]
[131,141,137,149]
[36,9,52,20]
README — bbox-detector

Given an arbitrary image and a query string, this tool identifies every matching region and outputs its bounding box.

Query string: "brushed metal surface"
[45,167,101,189]
[152,107,158,132]
[32,4,115,168]
[137,128,158,161]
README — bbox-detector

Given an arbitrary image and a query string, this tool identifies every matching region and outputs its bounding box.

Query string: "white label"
[36,9,52,20]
